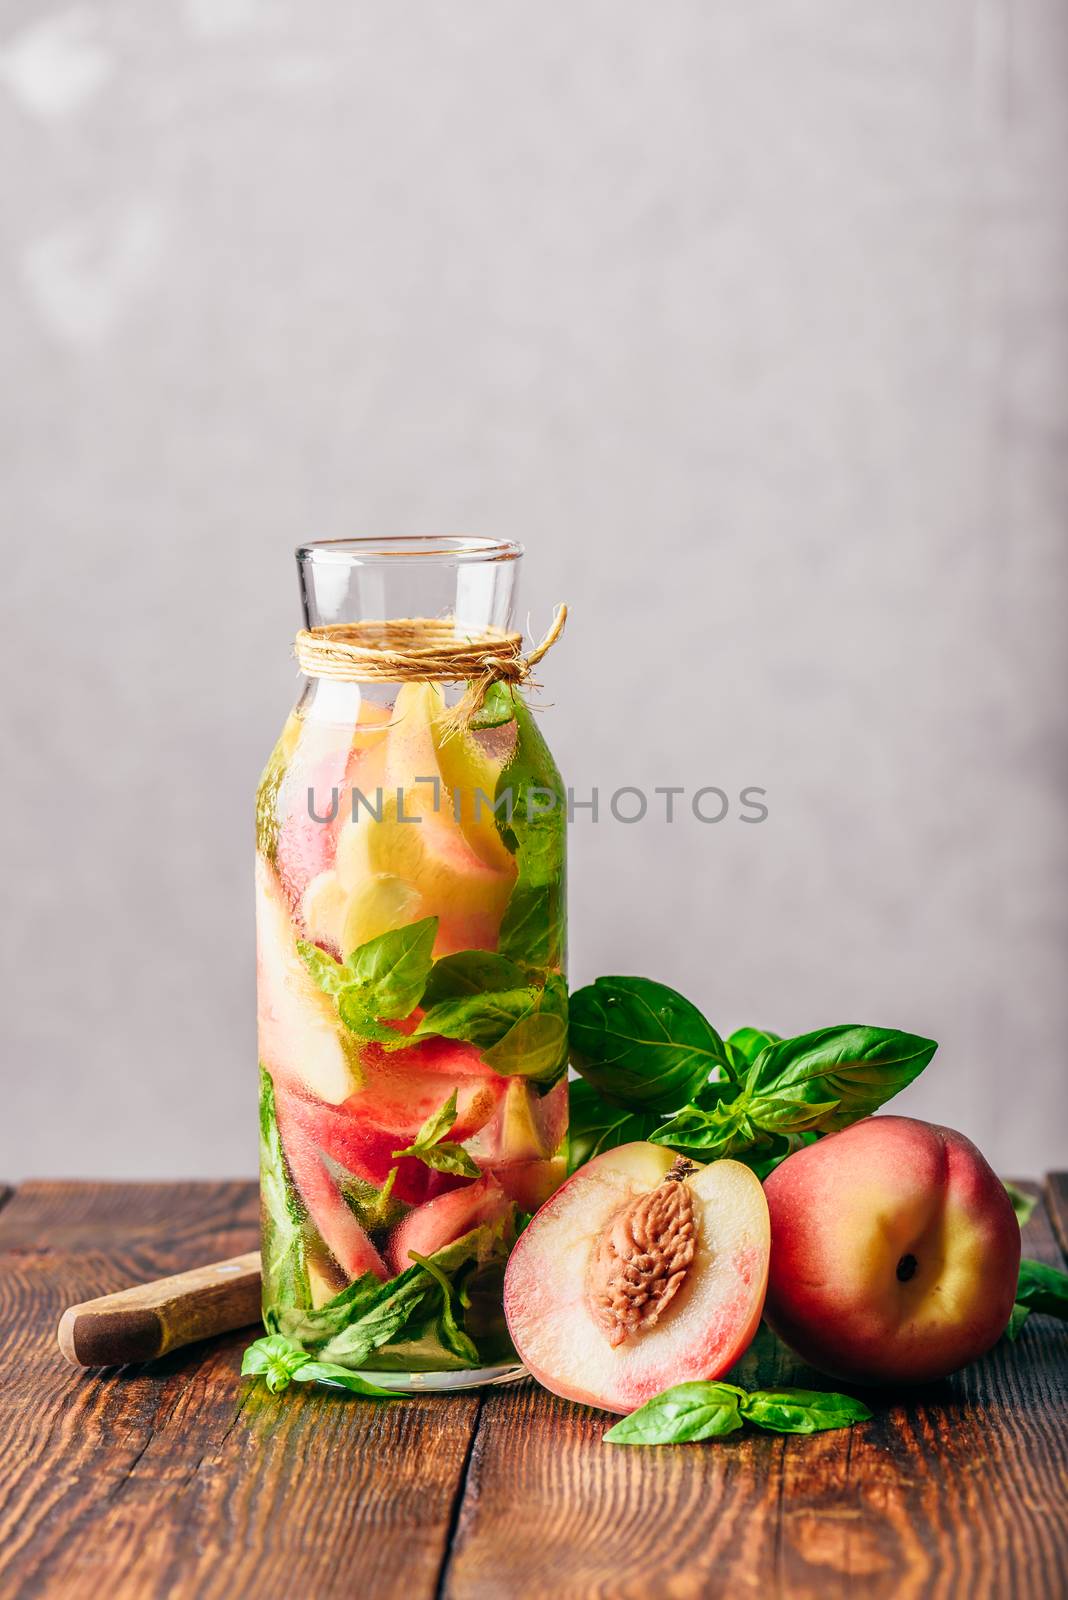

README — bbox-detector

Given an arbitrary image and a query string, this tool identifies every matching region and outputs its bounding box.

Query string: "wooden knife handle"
[57,1251,263,1368]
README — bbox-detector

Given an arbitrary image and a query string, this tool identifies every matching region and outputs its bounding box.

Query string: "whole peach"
[763,1116,1020,1385]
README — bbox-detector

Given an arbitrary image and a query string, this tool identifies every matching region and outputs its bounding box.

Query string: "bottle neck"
[294,538,522,724]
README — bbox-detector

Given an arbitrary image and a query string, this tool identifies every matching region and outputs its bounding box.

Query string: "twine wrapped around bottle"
[294,604,567,732]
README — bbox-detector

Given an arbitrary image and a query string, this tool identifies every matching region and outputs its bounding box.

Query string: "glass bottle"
[255,537,567,1389]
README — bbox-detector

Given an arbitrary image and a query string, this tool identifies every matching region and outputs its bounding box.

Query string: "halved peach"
[503,1143,770,1414]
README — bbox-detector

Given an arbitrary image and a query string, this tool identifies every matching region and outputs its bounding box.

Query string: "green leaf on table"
[1015,1258,1068,1319]
[738,1388,872,1434]
[289,1360,402,1396]
[1002,1182,1037,1227]
[493,690,566,973]
[725,1027,782,1069]
[567,1077,661,1172]
[743,1026,938,1134]
[603,1382,745,1444]
[569,976,731,1112]
[241,1334,399,1398]
[392,1089,481,1178]
[242,1333,312,1393]
[1004,1303,1031,1341]
[258,1066,309,1309]
[602,1381,872,1445]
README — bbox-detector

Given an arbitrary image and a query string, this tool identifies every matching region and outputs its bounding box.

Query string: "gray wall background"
[3,1,1066,1180]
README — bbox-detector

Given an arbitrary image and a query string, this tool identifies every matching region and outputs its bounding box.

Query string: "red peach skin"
[762,1115,1021,1385]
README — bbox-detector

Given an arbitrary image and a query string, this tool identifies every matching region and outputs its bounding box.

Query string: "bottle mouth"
[296,536,523,566]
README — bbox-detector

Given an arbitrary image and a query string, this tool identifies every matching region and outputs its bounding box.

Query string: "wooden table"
[1,1177,1065,1599]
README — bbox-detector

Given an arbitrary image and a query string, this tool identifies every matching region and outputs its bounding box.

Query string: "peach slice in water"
[256,856,362,1106]
[274,1087,388,1282]
[386,1175,513,1275]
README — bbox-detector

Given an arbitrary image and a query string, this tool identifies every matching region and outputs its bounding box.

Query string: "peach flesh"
[503,1143,770,1415]
[762,1115,1021,1385]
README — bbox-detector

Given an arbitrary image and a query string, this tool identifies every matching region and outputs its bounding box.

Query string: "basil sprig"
[1004,1257,1068,1340]
[299,917,439,1044]
[603,1380,871,1446]
[242,1334,402,1397]
[414,951,569,1084]
[567,975,939,1171]
[391,1089,481,1178]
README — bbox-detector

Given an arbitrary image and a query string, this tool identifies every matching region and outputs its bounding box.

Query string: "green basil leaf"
[649,1094,755,1157]
[340,1166,403,1232]
[1015,1258,1068,1318]
[270,1267,397,1347]
[316,1226,501,1367]
[258,1066,309,1309]
[739,1388,872,1434]
[738,1131,819,1180]
[494,691,566,972]
[743,1095,842,1135]
[567,1077,661,1172]
[726,1027,781,1069]
[1002,1182,1037,1228]
[498,883,564,973]
[415,987,536,1049]
[421,950,528,1006]
[400,1088,459,1150]
[344,916,438,1019]
[603,1382,745,1445]
[569,976,730,1112]
[482,975,569,1082]
[408,1250,481,1365]
[390,1091,482,1177]
[296,941,348,996]
[745,1026,937,1134]
[1004,1302,1031,1341]
[289,1360,402,1397]
[335,990,413,1046]
[470,680,515,729]
[395,1140,481,1179]
[241,1333,312,1393]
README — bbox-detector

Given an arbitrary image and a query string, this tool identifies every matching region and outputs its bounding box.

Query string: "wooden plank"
[444,1187,1068,1600]
[0,1181,479,1600]
[1043,1172,1068,1261]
